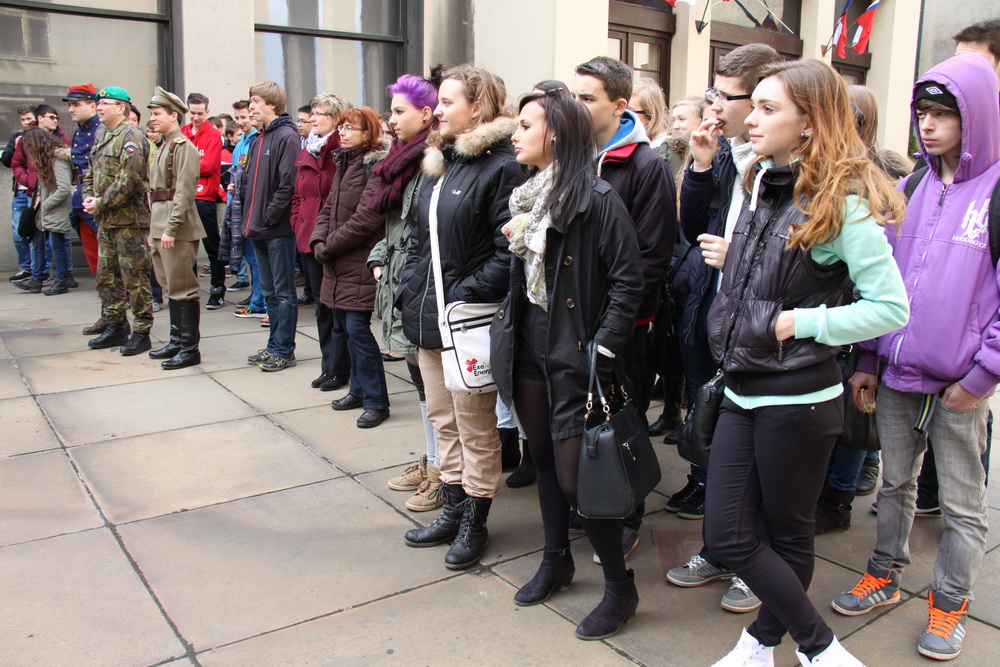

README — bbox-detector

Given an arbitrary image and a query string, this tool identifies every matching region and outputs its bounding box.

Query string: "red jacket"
[181,121,223,202]
[290,133,339,253]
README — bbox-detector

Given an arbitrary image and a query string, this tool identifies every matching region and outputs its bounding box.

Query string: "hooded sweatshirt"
[240,114,300,241]
[859,53,1000,398]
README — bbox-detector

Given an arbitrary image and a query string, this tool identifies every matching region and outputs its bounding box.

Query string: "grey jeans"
[873,385,990,599]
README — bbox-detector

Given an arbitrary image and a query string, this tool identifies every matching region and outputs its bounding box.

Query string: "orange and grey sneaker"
[260,314,270,328]
[832,558,901,616]
[918,590,968,661]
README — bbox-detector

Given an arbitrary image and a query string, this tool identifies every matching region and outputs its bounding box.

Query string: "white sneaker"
[795,636,864,666]
[712,628,775,666]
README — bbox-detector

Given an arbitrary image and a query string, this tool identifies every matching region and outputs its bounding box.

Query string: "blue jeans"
[333,308,389,410]
[873,385,989,599]
[11,191,31,271]
[251,236,298,358]
[44,233,73,274]
[32,230,69,281]
[236,258,249,283]
[826,442,868,492]
[243,240,266,311]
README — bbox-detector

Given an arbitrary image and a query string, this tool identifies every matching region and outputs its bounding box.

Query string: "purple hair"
[386,74,438,111]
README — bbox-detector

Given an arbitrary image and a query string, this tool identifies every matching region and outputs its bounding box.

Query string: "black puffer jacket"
[708,164,851,397]
[397,117,524,350]
[491,180,644,440]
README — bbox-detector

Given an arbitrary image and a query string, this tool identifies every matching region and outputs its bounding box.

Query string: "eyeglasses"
[629,107,650,118]
[39,114,58,120]
[705,88,752,103]
[310,110,333,118]
[337,124,360,133]
[296,118,313,125]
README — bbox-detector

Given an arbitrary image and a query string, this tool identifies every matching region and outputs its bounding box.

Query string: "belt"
[72,172,84,186]
[149,189,175,203]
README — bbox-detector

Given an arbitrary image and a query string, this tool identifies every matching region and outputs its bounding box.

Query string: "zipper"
[938,182,948,206]
[243,127,266,236]
[777,339,784,361]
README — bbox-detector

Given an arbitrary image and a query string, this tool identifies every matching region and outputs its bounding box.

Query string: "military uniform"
[83,94,153,336]
[64,83,102,277]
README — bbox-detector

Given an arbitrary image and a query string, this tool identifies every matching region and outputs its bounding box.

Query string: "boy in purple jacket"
[832,53,1000,661]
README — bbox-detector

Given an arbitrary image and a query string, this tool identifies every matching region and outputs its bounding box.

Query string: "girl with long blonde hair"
[706,59,909,667]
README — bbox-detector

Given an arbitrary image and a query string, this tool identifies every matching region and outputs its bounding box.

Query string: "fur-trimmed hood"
[422,116,517,179]
[363,135,392,166]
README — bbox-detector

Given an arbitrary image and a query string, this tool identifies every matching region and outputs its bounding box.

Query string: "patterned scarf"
[368,122,435,214]
[305,130,334,157]
[503,166,555,310]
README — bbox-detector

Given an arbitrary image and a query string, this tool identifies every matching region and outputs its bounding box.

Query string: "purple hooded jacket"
[859,53,1000,398]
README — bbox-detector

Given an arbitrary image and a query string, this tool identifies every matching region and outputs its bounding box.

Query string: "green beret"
[97,86,131,103]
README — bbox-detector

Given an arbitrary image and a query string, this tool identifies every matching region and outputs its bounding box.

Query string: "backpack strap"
[989,174,1000,267]
[903,165,929,201]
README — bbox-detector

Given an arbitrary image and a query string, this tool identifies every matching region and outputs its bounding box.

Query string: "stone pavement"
[1,270,999,667]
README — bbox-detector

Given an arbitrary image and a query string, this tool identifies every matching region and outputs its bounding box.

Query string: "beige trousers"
[418,347,501,498]
[151,239,200,301]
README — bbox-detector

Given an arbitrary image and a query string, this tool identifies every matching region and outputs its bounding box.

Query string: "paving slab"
[0,528,186,666]
[0,449,102,546]
[17,348,202,395]
[2,323,118,358]
[0,359,30,399]
[970,544,1000,628]
[71,416,341,524]
[38,374,258,446]
[198,572,629,666]
[192,330,276,373]
[0,395,61,457]
[0,292,104,332]
[269,395,424,475]
[118,478,457,650]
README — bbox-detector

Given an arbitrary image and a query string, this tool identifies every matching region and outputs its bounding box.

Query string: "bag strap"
[584,341,611,423]
[903,166,929,201]
[989,174,1000,268]
[427,178,447,322]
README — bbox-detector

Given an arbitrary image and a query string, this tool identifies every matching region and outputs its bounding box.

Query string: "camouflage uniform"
[83,121,153,333]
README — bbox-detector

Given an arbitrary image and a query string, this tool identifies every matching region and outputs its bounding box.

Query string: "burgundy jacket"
[290,133,339,253]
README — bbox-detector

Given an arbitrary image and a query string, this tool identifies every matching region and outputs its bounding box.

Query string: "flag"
[762,12,779,31]
[833,0,855,58]
[851,0,881,55]
[665,0,699,6]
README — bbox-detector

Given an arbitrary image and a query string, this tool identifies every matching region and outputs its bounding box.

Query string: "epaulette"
[173,137,187,144]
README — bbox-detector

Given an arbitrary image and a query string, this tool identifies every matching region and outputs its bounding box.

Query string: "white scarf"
[306,130,333,157]
[503,166,555,310]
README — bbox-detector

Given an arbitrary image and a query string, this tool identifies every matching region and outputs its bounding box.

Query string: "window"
[608,1,675,100]
[0,9,50,59]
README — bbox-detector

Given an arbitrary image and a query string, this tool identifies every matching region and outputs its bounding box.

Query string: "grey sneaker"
[832,558,901,616]
[917,590,968,661]
[593,527,639,564]
[666,554,734,587]
[247,348,272,365]
[721,577,762,613]
[258,355,297,372]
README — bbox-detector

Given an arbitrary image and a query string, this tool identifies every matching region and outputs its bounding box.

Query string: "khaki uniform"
[149,128,206,300]
[83,121,153,332]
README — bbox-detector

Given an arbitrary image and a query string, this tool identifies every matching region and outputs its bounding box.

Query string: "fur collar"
[422,116,517,179]
[363,135,392,166]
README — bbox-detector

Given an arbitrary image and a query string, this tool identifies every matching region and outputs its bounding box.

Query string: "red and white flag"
[666,0,699,6]
[833,0,855,59]
[851,0,881,55]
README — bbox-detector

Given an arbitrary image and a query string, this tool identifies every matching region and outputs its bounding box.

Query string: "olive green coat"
[149,129,206,241]
[83,120,150,228]
[37,150,73,234]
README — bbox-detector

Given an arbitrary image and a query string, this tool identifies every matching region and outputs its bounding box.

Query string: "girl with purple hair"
[366,73,442,510]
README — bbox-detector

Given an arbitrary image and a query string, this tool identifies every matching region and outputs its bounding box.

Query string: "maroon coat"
[290,132,339,253]
[310,143,388,311]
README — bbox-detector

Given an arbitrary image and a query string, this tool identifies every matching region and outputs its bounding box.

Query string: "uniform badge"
[124,141,139,155]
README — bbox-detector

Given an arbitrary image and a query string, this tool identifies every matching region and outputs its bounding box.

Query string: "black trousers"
[301,252,348,377]
[196,199,226,290]
[704,395,843,655]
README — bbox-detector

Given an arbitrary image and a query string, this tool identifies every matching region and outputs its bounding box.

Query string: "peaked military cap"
[62,83,98,102]
[148,86,188,115]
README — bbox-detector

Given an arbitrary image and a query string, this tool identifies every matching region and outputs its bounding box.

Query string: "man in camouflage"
[82,86,154,355]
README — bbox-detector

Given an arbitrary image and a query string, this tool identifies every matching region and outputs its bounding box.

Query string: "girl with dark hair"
[16,128,73,295]
[310,106,391,428]
[490,90,644,640]
[367,74,443,510]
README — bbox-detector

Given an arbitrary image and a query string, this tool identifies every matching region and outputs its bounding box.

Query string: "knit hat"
[914,81,959,112]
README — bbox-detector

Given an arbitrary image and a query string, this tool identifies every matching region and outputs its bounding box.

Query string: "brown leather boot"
[82,317,108,335]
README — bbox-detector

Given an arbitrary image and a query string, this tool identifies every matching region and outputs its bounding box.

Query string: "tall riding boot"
[88,320,131,349]
[575,569,639,640]
[162,299,201,369]
[514,546,575,606]
[149,299,182,359]
[404,483,466,547]
[506,440,536,488]
[649,375,684,435]
[499,427,521,471]
[815,481,856,535]
[445,495,492,570]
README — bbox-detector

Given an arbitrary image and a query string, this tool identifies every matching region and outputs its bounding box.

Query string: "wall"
[174,0,256,112]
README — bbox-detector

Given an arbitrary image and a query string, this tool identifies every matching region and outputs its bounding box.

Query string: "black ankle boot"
[445,496,492,570]
[119,331,152,356]
[88,320,131,349]
[149,300,182,359]
[499,427,521,471]
[404,484,466,547]
[575,569,639,640]
[162,299,201,369]
[514,546,575,606]
[506,441,536,488]
[815,481,855,535]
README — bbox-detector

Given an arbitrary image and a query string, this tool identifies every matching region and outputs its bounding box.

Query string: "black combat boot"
[162,299,201,369]
[815,481,855,535]
[575,569,639,640]
[444,495,492,570]
[119,331,152,356]
[88,320,131,349]
[514,546,575,606]
[499,427,521,471]
[404,484,466,547]
[149,300,182,359]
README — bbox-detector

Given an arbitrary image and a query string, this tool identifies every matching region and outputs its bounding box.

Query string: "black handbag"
[675,369,725,470]
[576,342,662,519]
[17,203,38,239]
[838,345,880,451]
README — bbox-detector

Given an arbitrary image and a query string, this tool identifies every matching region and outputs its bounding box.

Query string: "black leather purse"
[838,345,880,451]
[675,369,725,470]
[576,342,662,519]
[17,203,38,239]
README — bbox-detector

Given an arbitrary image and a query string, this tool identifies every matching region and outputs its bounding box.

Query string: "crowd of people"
[4,17,1000,666]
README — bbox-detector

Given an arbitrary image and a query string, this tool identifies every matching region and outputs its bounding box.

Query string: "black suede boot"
[445,496,492,570]
[149,300,182,359]
[499,427,521,471]
[506,441,536,488]
[404,484,466,547]
[514,546,575,606]
[575,569,639,640]
[815,481,855,535]
[88,320,131,349]
[162,299,201,369]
